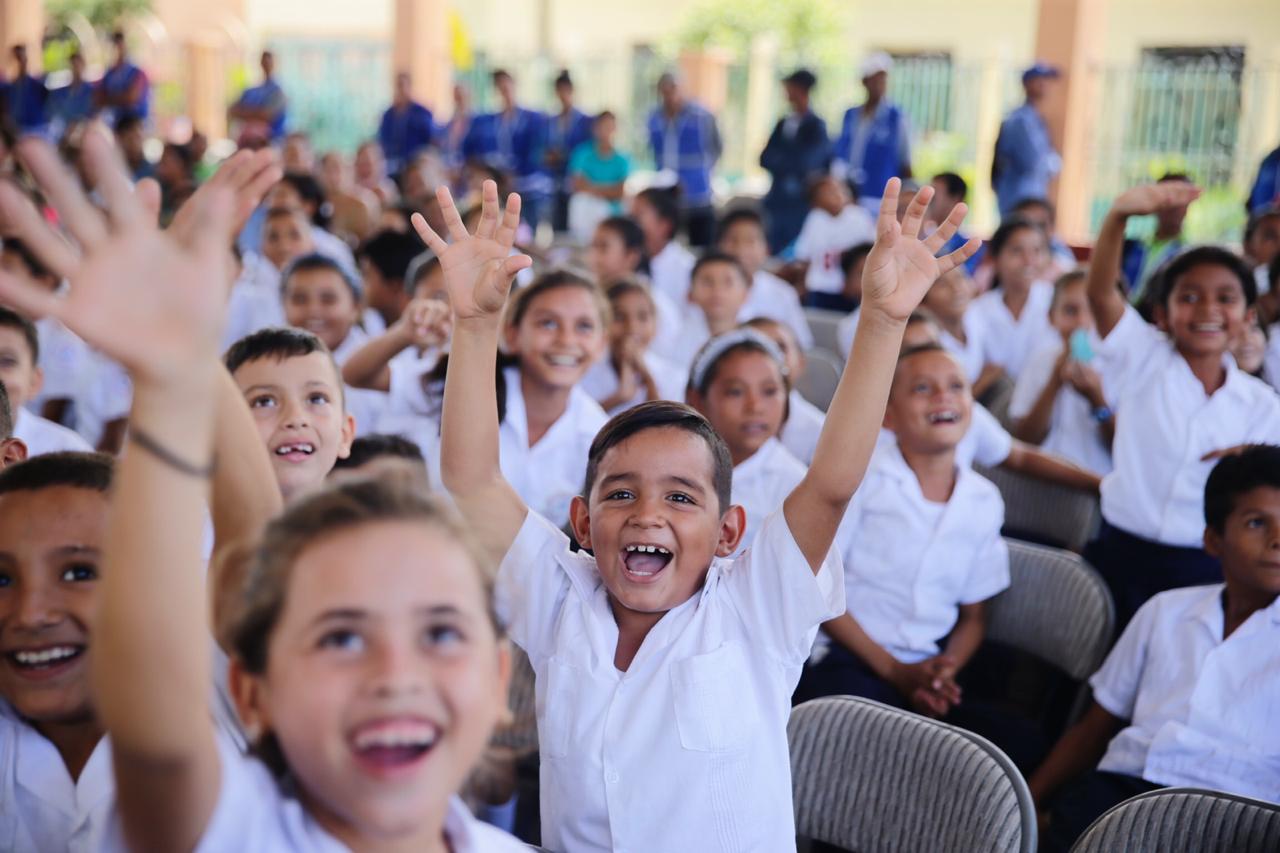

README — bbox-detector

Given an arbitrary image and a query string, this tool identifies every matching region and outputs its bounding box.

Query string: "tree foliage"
[46,0,152,33]
[676,0,846,60]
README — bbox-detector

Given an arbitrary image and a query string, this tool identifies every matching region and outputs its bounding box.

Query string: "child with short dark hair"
[669,250,753,369]
[419,176,977,850]
[716,208,814,348]
[329,432,429,487]
[632,187,694,305]
[580,280,685,415]
[356,227,427,329]
[1085,182,1280,627]
[585,215,683,354]
[1030,444,1280,851]
[0,308,92,456]
[969,217,1055,378]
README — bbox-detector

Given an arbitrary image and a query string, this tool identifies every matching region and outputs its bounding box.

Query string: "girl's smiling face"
[994,226,1048,295]
[690,349,787,466]
[284,268,361,352]
[505,286,606,392]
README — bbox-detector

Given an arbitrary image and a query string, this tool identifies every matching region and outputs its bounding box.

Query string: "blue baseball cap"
[1022,62,1061,83]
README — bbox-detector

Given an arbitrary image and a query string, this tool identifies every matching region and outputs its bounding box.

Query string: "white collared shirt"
[875,402,1012,470]
[667,303,717,374]
[1009,339,1114,476]
[579,350,687,416]
[781,389,825,464]
[731,437,808,553]
[1091,585,1280,802]
[500,508,843,853]
[648,241,696,306]
[834,445,1009,662]
[13,408,92,457]
[1098,306,1280,546]
[221,252,285,352]
[73,352,132,449]
[795,206,876,294]
[329,327,390,438]
[30,314,89,416]
[969,281,1055,378]
[938,312,989,384]
[0,703,113,853]
[744,270,814,350]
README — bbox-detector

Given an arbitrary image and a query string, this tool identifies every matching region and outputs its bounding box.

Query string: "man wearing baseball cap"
[992,61,1063,217]
[832,52,913,211]
[760,68,832,252]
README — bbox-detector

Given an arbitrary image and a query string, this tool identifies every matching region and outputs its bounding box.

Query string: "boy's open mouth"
[274,442,316,462]
[349,717,440,776]
[6,644,86,679]
[621,543,674,581]
[926,410,960,425]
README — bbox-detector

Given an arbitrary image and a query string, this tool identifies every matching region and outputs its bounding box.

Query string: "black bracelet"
[129,427,217,478]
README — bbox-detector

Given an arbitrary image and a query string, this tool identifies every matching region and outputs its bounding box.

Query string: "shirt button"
[605,769,620,784]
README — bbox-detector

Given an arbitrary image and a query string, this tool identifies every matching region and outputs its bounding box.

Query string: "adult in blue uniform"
[96,30,150,127]
[2,44,48,133]
[463,69,549,226]
[993,62,1062,218]
[546,70,594,233]
[46,51,96,136]
[229,50,287,144]
[1248,144,1280,215]
[647,72,722,247]
[760,68,830,253]
[378,71,434,179]
[833,52,912,211]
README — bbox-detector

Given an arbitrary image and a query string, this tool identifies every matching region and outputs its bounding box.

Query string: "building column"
[0,0,45,63]
[1033,0,1109,243]
[393,0,452,116]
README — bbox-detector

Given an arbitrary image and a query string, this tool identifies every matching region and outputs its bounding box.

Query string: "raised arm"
[413,181,532,564]
[1089,183,1202,337]
[784,179,979,570]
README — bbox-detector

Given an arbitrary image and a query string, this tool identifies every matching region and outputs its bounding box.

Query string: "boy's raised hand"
[1110,182,1202,218]
[862,178,980,324]
[0,130,236,386]
[411,179,532,323]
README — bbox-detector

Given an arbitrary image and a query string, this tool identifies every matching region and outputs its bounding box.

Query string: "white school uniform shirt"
[969,281,1054,378]
[666,303,717,374]
[30,313,90,416]
[939,313,989,384]
[794,206,876,295]
[834,445,1009,663]
[731,437,808,553]
[744,270,815,350]
[375,346,443,447]
[221,253,285,351]
[836,306,860,359]
[499,507,844,853]
[1097,306,1280,547]
[646,284,687,359]
[648,240,696,306]
[1090,585,1280,802]
[781,389,825,464]
[874,403,1013,471]
[73,353,132,449]
[1264,321,1280,392]
[329,327,390,438]
[579,350,687,416]
[13,408,92,456]
[100,735,529,853]
[1008,338,1114,476]
[0,703,114,853]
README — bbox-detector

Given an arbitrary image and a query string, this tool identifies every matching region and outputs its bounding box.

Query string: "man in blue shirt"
[1248,145,1280,215]
[2,44,48,133]
[546,70,594,233]
[647,72,722,247]
[378,71,434,179]
[760,68,830,253]
[46,51,96,136]
[993,62,1062,218]
[229,50,287,144]
[833,52,912,211]
[463,69,549,226]
[96,30,150,126]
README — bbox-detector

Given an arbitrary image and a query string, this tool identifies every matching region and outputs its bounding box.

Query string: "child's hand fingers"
[501,253,533,279]
[17,136,109,251]
[233,153,284,230]
[135,178,162,224]
[934,237,982,277]
[475,179,500,240]
[923,202,969,254]
[81,125,144,231]
[496,191,523,250]
[900,183,933,240]
[435,184,470,243]
[0,270,62,321]
[411,211,448,256]
[875,177,901,243]
[0,181,81,278]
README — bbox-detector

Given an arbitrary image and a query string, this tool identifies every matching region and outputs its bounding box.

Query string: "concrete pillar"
[393,0,452,116]
[678,47,732,114]
[1033,0,1109,243]
[743,35,779,181]
[0,0,45,65]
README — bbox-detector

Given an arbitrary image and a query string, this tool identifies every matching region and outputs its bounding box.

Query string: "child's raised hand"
[0,130,235,387]
[410,179,532,324]
[1109,182,1202,218]
[168,147,282,240]
[396,297,452,349]
[862,178,980,324]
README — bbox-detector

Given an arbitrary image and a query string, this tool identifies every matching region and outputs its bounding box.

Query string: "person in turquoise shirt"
[569,110,631,215]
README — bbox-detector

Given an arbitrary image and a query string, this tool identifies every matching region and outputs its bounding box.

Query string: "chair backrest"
[789,696,1036,853]
[980,373,1017,427]
[986,538,1114,681]
[1071,787,1280,853]
[804,307,847,354]
[796,348,843,411]
[975,464,1100,553]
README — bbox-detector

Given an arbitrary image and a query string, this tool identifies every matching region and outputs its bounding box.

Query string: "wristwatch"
[1091,405,1114,423]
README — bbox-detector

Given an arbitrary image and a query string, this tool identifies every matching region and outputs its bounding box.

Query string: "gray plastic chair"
[789,696,1036,853]
[981,373,1017,428]
[1070,787,1280,853]
[804,307,847,354]
[796,348,844,411]
[976,464,1101,553]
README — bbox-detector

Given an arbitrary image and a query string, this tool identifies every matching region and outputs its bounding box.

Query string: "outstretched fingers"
[436,184,470,243]
[495,191,523,250]
[923,201,969,254]
[0,270,62,321]
[411,212,448,256]
[900,183,933,240]
[80,125,145,231]
[17,137,109,251]
[501,252,533,280]
[0,181,81,278]
[934,237,983,278]
[876,178,902,243]
[475,179,500,240]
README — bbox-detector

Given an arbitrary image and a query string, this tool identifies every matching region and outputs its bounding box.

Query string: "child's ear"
[336,412,356,459]
[229,657,270,744]
[569,495,593,551]
[714,504,747,557]
[1203,525,1224,560]
[0,438,28,469]
[1152,303,1169,333]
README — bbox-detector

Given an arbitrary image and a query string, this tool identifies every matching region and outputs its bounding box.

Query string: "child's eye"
[423,624,465,649]
[307,392,331,405]
[912,383,930,394]
[537,318,558,330]
[60,563,98,583]
[318,629,364,652]
[667,492,695,505]
[249,395,277,409]
[1244,516,1265,529]
[0,356,18,369]
[576,320,597,334]
[604,489,634,501]
[0,573,10,588]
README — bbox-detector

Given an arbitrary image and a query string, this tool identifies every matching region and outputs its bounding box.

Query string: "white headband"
[689,328,788,391]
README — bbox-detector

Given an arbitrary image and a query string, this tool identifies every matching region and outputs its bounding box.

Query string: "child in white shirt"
[1030,446,1280,852]
[0,309,91,456]
[632,188,696,306]
[585,215,684,355]
[716,208,815,349]
[746,317,827,463]
[581,280,686,415]
[1010,270,1114,476]
[796,344,1009,717]
[668,251,753,371]
[422,176,979,851]
[969,218,1056,378]
[921,265,1003,397]
[794,175,876,310]
[687,329,808,552]
[1084,182,1280,627]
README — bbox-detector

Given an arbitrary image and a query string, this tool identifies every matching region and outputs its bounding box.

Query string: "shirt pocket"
[539,657,579,760]
[671,644,755,752]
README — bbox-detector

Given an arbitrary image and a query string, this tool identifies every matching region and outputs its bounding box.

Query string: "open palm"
[411,180,532,322]
[862,178,981,323]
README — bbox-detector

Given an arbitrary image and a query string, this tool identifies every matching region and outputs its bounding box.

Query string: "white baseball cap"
[860,52,893,79]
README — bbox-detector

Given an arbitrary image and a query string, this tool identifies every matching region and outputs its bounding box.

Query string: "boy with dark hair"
[1030,444,1280,851]
[928,172,985,274]
[0,308,92,456]
[669,250,754,369]
[356,228,427,328]
[716,207,814,349]
[330,432,427,480]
